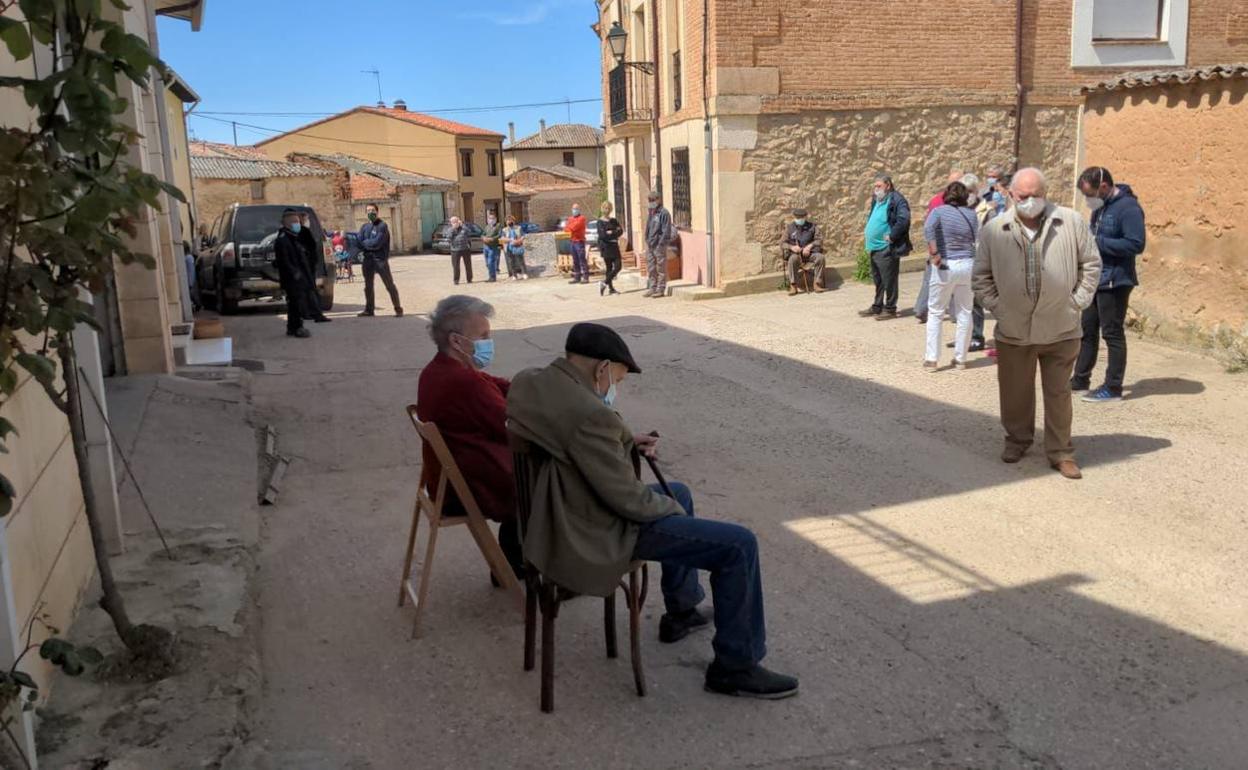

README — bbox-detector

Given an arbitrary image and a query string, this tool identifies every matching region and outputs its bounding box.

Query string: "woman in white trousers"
[922,182,980,370]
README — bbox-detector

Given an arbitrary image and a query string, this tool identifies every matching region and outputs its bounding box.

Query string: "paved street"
[229,253,1248,769]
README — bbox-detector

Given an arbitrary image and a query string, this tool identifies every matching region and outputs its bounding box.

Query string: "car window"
[211,212,226,244]
[231,205,323,244]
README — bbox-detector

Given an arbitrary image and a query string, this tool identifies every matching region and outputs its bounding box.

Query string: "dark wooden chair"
[398,405,523,639]
[509,430,649,713]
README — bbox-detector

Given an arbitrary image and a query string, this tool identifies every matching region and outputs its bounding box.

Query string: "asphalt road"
[228,253,1248,769]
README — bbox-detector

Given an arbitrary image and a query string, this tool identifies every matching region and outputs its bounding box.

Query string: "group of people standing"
[851,162,1146,479]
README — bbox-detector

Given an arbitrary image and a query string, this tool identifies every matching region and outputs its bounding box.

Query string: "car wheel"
[319,272,335,311]
[215,262,239,314]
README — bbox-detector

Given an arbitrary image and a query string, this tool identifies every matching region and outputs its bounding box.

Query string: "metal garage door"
[419,191,445,249]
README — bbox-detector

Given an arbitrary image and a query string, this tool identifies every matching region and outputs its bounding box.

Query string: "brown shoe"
[875,311,898,321]
[1052,460,1082,479]
[788,286,798,296]
[1001,444,1028,463]
[858,307,881,317]
[814,285,826,293]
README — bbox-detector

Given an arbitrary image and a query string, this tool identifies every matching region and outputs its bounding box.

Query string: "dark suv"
[196,204,335,314]
[430,221,484,254]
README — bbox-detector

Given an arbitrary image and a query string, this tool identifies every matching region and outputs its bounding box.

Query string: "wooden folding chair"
[510,431,649,713]
[398,405,523,639]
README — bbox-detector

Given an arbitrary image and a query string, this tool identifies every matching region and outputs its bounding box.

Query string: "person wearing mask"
[780,208,827,296]
[916,170,967,323]
[1071,166,1146,403]
[503,215,528,280]
[416,296,523,578]
[358,203,404,318]
[295,211,323,318]
[273,208,330,338]
[481,211,503,283]
[859,173,913,320]
[447,215,474,285]
[973,168,1101,480]
[565,204,589,284]
[596,201,624,296]
[644,191,675,299]
[507,323,799,699]
[922,181,979,370]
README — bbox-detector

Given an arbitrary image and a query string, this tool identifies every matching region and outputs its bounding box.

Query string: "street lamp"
[605,21,654,74]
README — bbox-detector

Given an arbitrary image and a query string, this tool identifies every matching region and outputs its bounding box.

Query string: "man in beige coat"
[973,168,1101,479]
[507,323,797,699]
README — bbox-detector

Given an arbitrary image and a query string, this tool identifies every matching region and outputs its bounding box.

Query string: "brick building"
[597,0,1248,292]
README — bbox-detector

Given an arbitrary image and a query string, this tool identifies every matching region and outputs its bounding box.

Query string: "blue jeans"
[632,482,767,670]
[483,245,500,280]
[570,241,588,280]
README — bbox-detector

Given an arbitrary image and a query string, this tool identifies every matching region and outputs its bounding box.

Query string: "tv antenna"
[362,68,383,104]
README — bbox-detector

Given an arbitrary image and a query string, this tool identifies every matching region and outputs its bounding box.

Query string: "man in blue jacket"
[858,173,913,320]
[1072,167,1145,402]
[357,203,404,318]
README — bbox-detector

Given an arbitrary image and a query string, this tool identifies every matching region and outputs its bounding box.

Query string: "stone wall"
[1081,77,1248,363]
[193,176,344,236]
[527,189,595,231]
[741,106,1076,275]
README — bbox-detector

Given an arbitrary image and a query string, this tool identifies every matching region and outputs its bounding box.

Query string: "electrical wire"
[196,97,601,118]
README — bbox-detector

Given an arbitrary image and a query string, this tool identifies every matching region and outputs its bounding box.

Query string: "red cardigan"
[416,352,514,522]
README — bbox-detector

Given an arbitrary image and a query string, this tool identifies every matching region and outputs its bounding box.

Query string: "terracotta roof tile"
[255,106,503,146]
[506,123,604,150]
[1079,63,1248,95]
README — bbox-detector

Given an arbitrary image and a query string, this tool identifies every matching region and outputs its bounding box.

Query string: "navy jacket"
[884,190,913,257]
[1090,184,1145,289]
[359,219,391,260]
[273,228,314,289]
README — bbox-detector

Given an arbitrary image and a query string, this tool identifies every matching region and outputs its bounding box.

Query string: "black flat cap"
[565,323,641,373]
[792,208,808,218]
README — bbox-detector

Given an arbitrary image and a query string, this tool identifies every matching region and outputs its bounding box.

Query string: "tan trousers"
[995,338,1080,464]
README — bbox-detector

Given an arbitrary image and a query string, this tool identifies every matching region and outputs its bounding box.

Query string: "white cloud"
[462,0,578,27]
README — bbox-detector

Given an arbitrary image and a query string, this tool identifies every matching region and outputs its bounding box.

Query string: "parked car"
[342,231,363,264]
[519,222,542,234]
[586,219,600,249]
[430,221,485,254]
[196,203,334,314]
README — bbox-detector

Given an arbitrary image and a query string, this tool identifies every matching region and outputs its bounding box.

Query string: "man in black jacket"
[1072,166,1146,402]
[780,208,827,296]
[358,203,404,318]
[858,173,913,319]
[274,209,329,338]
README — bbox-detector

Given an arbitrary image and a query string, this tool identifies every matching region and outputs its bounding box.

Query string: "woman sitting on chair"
[416,295,522,578]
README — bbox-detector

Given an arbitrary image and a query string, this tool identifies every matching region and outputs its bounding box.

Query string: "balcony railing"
[608,64,653,126]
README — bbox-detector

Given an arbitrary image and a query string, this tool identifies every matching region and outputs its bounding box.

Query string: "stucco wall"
[1081,77,1248,357]
[503,147,603,177]
[737,106,1076,280]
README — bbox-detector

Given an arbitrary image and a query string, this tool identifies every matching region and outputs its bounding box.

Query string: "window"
[562,151,575,167]
[612,164,628,231]
[672,51,682,111]
[1092,0,1163,40]
[460,149,474,177]
[487,150,499,176]
[670,148,691,229]
[1071,0,1188,68]
[484,199,501,220]
[249,179,264,201]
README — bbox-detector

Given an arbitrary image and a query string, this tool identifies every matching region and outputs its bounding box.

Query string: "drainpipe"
[1012,0,1025,168]
[702,0,715,287]
[650,0,663,197]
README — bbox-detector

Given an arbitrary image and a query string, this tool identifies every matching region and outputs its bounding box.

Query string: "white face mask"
[1014,196,1046,219]
[1085,196,1105,212]
[967,193,980,207]
[598,365,618,407]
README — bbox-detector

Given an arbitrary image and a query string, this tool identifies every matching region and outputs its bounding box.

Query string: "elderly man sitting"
[416,295,523,577]
[507,323,798,699]
[781,208,827,296]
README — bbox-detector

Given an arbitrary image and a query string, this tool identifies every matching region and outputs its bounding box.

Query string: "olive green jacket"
[506,359,683,596]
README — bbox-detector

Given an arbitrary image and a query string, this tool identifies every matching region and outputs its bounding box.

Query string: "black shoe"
[857,307,881,317]
[704,661,799,700]
[599,281,606,296]
[1070,379,1090,393]
[946,339,985,351]
[394,307,404,318]
[313,316,331,323]
[357,310,374,317]
[287,328,311,338]
[658,608,710,644]
[568,278,581,285]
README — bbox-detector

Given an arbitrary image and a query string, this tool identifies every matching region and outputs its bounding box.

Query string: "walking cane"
[643,431,674,498]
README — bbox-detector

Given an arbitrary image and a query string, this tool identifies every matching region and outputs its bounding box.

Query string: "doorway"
[461,192,475,223]
[419,191,446,248]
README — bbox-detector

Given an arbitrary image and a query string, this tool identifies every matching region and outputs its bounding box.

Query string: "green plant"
[853,247,872,283]
[0,0,180,662]
[0,610,101,769]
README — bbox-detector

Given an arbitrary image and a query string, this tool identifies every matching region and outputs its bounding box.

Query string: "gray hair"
[428,295,494,351]
[961,173,981,191]
[1010,167,1048,194]
[874,172,894,187]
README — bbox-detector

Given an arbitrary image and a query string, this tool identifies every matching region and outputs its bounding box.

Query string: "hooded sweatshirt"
[1089,184,1145,290]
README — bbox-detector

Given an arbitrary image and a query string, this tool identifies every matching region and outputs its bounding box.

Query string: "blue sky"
[156,0,603,146]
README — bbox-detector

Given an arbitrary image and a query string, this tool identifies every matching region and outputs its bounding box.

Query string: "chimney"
[376,99,386,108]
[508,121,515,145]
[539,119,547,144]
[393,99,407,111]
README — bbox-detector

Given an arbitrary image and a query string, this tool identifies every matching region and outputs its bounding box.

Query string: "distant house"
[505,165,602,230]
[189,152,336,240]
[255,102,505,224]
[503,121,605,179]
